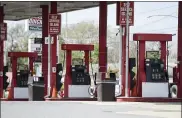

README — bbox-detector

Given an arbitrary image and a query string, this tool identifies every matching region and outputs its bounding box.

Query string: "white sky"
[6,2,178,51]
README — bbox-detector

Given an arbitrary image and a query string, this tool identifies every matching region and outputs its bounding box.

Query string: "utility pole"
[125,1,130,97]
[47,3,52,97]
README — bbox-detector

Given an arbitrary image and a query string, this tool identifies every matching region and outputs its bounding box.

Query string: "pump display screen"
[72,58,83,66]
[146,51,160,59]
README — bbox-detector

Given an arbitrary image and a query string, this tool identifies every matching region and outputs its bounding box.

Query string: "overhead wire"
[106,28,178,44]
[133,12,177,29]
[137,5,177,15]
[141,27,177,32]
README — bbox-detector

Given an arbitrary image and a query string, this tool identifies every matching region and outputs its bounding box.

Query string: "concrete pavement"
[1,101,181,118]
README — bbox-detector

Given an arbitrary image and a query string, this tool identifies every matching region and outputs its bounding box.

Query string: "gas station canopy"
[2,1,116,21]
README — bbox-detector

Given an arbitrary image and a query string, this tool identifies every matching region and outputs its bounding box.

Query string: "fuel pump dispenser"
[61,44,94,98]
[133,33,172,98]
[7,52,38,100]
[117,33,182,102]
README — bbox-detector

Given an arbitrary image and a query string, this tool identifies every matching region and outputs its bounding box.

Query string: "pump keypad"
[145,59,166,82]
[16,70,29,87]
[71,65,91,85]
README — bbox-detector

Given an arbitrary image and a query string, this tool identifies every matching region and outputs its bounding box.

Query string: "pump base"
[116,97,182,102]
[45,97,97,101]
[0,98,28,101]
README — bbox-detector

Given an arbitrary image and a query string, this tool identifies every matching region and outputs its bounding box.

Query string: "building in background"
[26,16,60,76]
[28,38,42,76]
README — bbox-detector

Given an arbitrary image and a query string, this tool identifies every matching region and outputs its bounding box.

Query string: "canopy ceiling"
[1,1,116,21]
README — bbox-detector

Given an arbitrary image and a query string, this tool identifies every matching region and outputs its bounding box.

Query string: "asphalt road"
[1,101,181,118]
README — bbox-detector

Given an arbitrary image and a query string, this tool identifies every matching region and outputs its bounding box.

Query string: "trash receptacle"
[96,72,116,102]
[28,76,45,101]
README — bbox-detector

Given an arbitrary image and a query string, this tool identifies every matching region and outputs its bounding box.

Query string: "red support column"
[99,1,107,80]
[64,50,72,97]
[177,1,182,98]
[116,2,120,26]
[85,51,89,72]
[121,26,127,96]
[11,57,17,99]
[160,41,166,69]
[138,41,146,97]
[29,58,34,73]
[0,6,4,98]
[128,27,130,97]
[50,1,58,95]
[41,5,49,96]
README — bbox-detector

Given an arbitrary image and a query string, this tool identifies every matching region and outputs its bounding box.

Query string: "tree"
[5,24,40,70]
[61,21,99,44]
[59,21,116,64]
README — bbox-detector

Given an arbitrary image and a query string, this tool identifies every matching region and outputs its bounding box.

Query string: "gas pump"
[61,44,94,98]
[133,33,172,98]
[7,52,38,100]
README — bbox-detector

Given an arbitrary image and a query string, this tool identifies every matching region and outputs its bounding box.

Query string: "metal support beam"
[29,57,34,73]
[85,51,89,73]
[8,52,38,58]
[125,2,130,97]
[116,2,120,26]
[65,50,71,97]
[50,1,58,97]
[160,41,167,69]
[61,44,94,51]
[178,1,182,98]
[121,27,126,96]
[41,5,49,96]
[0,6,4,98]
[133,33,172,41]
[5,13,42,16]
[138,41,146,97]
[11,57,17,99]
[99,1,107,80]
